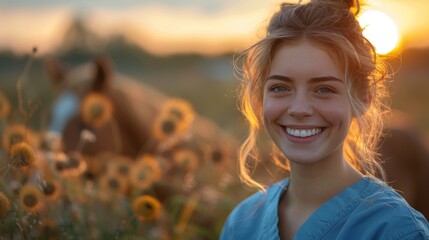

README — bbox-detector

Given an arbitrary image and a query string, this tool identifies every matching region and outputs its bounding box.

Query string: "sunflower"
[0,91,11,120]
[53,152,87,177]
[9,141,36,167]
[153,99,195,142]
[211,148,224,163]
[0,192,11,221]
[81,92,113,128]
[99,172,129,196]
[105,155,133,177]
[62,152,87,177]
[202,142,234,173]
[152,115,183,142]
[130,155,161,190]
[173,148,199,173]
[50,151,68,173]
[19,185,44,213]
[132,195,162,222]
[161,98,194,125]
[41,179,61,201]
[2,124,37,150]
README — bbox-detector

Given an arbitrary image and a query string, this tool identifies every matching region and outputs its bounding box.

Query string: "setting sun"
[358,10,399,55]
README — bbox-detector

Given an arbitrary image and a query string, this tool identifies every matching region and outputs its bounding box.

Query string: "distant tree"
[57,16,106,55]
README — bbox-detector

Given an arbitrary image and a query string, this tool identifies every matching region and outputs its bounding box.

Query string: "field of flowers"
[0,52,252,239]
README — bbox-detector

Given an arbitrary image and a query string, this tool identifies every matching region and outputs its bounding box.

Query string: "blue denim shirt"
[220,177,429,240]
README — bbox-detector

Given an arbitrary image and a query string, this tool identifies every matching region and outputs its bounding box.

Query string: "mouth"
[284,127,325,138]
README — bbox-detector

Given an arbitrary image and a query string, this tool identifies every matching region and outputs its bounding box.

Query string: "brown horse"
[44,56,237,162]
[378,111,429,220]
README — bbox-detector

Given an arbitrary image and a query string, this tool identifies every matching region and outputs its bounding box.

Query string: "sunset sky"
[1,0,428,56]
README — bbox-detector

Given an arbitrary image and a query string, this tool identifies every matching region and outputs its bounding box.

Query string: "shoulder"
[220,179,288,239]
[349,179,429,239]
[224,181,284,224]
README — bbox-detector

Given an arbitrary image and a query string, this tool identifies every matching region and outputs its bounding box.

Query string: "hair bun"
[343,0,356,9]
[311,0,360,15]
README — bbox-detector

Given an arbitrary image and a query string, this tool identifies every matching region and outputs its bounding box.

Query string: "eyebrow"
[266,75,343,84]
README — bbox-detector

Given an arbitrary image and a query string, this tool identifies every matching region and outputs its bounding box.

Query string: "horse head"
[45,56,157,158]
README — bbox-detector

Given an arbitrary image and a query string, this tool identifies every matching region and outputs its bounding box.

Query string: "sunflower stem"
[16,48,37,121]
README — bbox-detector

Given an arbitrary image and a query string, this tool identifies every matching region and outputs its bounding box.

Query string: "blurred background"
[0,0,428,239]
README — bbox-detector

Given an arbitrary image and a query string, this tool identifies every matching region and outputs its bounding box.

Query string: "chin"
[283,153,322,165]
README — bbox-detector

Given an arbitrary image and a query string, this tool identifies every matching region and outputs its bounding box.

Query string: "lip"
[285,125,324,129]
[281,125,326,143]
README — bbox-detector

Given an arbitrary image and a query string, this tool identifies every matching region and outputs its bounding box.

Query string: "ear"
[352,92,372,118]
[44,57,68,88]
[361,91,372,112]
[362,89,372,102]
[91,56,113,92]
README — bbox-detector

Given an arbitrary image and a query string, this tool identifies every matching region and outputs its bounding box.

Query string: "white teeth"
[286,128,322,138]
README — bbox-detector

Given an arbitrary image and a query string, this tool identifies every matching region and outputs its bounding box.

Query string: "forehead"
[269,40,343,80]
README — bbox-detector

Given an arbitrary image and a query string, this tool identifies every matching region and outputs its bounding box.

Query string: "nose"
[287,91,313,119]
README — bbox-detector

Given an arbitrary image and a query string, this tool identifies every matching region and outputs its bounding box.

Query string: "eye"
[315,86,336,94]
[270,85,290,93]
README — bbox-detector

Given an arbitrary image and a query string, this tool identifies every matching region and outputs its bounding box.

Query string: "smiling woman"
[263,40,352,166]
[220,0,429,239]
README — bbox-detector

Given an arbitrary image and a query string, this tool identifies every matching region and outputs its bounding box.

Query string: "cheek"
[262,98,284,125]
[317,101,353,126]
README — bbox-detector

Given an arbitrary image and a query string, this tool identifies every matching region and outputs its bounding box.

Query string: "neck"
[286,154,362,207]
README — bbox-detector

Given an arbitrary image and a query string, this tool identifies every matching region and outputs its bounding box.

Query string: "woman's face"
[263,40,353,165]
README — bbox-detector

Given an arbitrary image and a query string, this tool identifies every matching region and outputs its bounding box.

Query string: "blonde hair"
[237,0,389,190]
